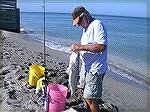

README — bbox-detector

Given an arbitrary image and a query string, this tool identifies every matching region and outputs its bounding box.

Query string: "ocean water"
[20,12,149,86]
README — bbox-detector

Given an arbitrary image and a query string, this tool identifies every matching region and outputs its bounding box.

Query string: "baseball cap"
[71,6,86,26]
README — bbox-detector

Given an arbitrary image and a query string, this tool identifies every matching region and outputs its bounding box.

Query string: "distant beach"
[0,30,149,112]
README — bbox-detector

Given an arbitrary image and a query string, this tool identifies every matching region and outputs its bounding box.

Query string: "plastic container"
[47,84,68,112]
[28,65,45,86]
[37,77,45,88]
[36,77,46,94]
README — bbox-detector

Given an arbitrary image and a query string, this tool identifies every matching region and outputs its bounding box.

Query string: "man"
[70,6,108,112]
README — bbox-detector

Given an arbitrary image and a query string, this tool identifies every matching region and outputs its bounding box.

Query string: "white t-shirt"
[80,20,108,74]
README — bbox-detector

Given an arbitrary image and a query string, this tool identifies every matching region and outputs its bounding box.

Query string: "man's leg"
[84,99,100,112]
[83,72,105,112]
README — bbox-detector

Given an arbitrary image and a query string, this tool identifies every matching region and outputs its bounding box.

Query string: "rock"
[8,90,17,100]
[17,75,25,81]
[64,74,69,79]
[58,62,63,65]
[25,71,28,74]
[0,66,11,75]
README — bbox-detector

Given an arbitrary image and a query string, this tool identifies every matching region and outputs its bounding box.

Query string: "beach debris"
[64,73,69,79]
[28,63,32,66]
[62,80,69,88]
[58,62,63,65]
[24,71,28,74]
[99,99,119,112]
[17,75,25,81]
[8,90,17,100]
[47,69,57,77]
[63,108,77,112]
[0,65,11,75]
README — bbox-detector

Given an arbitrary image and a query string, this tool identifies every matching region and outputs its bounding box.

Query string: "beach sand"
[0,30,149,112]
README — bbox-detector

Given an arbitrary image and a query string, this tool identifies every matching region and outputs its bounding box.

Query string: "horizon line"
[20,11,149,19]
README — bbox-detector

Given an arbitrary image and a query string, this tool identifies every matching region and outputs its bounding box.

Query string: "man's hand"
[71,43,81,52]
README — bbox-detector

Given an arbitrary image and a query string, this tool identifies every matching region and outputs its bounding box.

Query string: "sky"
[17,2,148,18]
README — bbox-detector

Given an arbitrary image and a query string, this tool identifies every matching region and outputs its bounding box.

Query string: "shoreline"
[0,30,149,111]
[22,28,148,85]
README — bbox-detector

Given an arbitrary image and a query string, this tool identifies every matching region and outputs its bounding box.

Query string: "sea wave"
[108,62,148,87]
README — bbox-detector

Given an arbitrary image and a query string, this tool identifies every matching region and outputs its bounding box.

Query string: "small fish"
[66,52,80,96]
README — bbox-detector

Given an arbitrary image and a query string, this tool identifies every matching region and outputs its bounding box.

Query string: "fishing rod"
[42,0,46,67]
